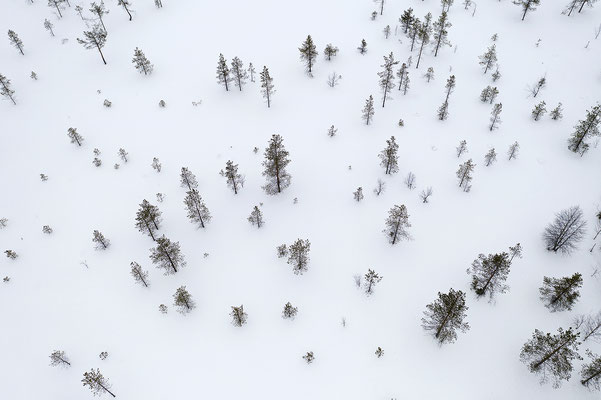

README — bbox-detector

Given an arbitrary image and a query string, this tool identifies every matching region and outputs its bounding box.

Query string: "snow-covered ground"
[1,0,600,398]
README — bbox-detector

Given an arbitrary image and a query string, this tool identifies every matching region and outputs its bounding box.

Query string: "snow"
[1,0,600,398]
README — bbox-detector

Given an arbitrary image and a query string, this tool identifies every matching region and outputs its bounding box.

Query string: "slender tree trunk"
[55,3,63,18]
[579,0,587,13]
[582,368,601,385]
[124,4,132,21]
[532,338,574,369]
[435,296,458,339]
[97,45,107,65]
[99,383,116,398]
[164,251,177,273]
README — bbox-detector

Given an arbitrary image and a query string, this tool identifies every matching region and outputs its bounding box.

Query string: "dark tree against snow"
[180,167,198,191]
[75,5,84,18]
[539,273,583,312]
[0,73,16,105]
[404,171,416,189]
[363,269,383,295]
[132,48,153,75]
[489,103,503,131]
[400,8,415,34]
[82,369,115,397]
[220,160,244,194]
[48,0,66,18]
[383,25,391,38]
[230,57,248,91]
[467,251,512,300]
[567,104,600,156]
[408,17,421,51]
[260,66,275,108]
[424,67,434,82]
[248,206,264,228]
[480,86,499,104]
[374,0,385,15]
[543,206,586,254]
[130,261,149,287]
[150,235,186,275]
[49,350,71,367]
[44,19,55,36]
[262,134,291,194]
[154,0,162,8]
[357,39,368,55]
[184,189,211,228]
[420,187,433,203]
[441,0,454,12]
[378,52,399,107]
[353,187,364,202]
[173,286,195,314]
[89,2,109,32]
[438,75,456,120]
[479,44,497,74]
[484,148,497,166]
[7,30,24,55]
[77,25,108,64]
[67,128,85,147]
[117,0,133,21]
[507,141,520,160]
[456,140,468,157]
[514,0,541,21]
[230,305,248,327]
[248,62,256,82]
[383,204,411,245]
[581,351,601,390]
[362,95,375,125]
[152,157,162,172]
[520,328,581,388]
[421,288,470,345]
[118,148,128,163]
[379,136,399,174]
[216,53,231,91]
[550,102,563,120]
[299,35,318,75]
[532,101,547,120]
[324,43,338,60]
[456,159,475,192]
[135,199,162,240]
[282,302,298,319]
[529,76,546,98]
[92,230,110,250]
[415,13,432,68]
[288,239,311,275]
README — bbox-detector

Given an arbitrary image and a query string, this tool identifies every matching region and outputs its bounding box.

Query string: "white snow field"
[1,0,600,398]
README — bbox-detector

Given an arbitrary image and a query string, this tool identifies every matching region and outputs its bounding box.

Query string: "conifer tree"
[216,53,231,91]
[507,141,520,160]
[117,0,133,21]
[184,189,211,228]
[230,57,248,91]
[400,8,415,34]
[424,67,434,82]
[8,30,24,55]
[567,104,600,156]
[247,63,256,82]
[479,44,497,74]
[49,350,71,367]
[77,25,108,64]
[260,66,275,108]
[288,239,311,275]
[282,302,298,319]
[457,159,475,192]
[150,235,185,275]
[407,17,421,51]
[489,103,503,131]
[550,102,563,120]
[220,160,244,194]
[514,0,541,21]
[379,136,399,174]
[540,273,583,312]
[92,230,110,250]
[363,269,383,295]
[324,43,339,60]
[82,369,115,397]
[154,0,162,8]
[543,206,586,254]
[383,204,411,244]
[262,134,291,194]
[44,19,55,36]
[67,127,84,146]
[48,0,65,18]
[357,39,368,55]
[0,74,16,105]
[575,0,599,14]
[375,0,385,14]
[484,148,497,166]
[180,167,198,191]
[520,328,581,388]
[173,286,195,314]
[421,288,470,344]
[89,2,109,32]
[135,199,162,240]
[130,261,149,287]
[529,76,546,98]
[396,63,407,90]
[362,95,375,125]
[353,187,364,202]
[230,305,247,327]
[532,101,547,120]
[299,35,318,75]
[383,25,391,39]
[415,13,433,68]
[132,47,153,75]
[378,52,399,107]
[480,86,498,103]
[581,351,601,390]
[248,206,264,228]
[467,252,512,299]
[75,4,84,18]
[456,140,468,158]
[441,0,454,12]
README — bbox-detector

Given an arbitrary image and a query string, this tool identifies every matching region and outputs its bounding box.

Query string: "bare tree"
[543,206,587,254]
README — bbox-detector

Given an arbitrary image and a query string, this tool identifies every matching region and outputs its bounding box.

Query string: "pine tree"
[92,230,110,250]
[507,141,520,160]
[282,302,298,319]
[396,63,407,90]
[408,17,421,51]
[132,47,153,75]
[375,0,385,14]
[362,95,375,125]
[489,103,503,131]
[580,351,601,390]
[400,8,415,34]
[0,73,16,105]
[248,206,264,228]
[424,67,434,82]
[248,63,256,82]
[82,369,115,397]
[230,57,248,91]
[479,44,497,74]
[421,288,470,344]
[48,0,65,18]
[260,66,275,108]
[353,187,364,202]
[135,199,162,240]
[49,350,71,367]
[550,102,563,120]
[357,39,368,54]
[438,75,456,120]
[67,127,84,146]
[363,269,383,295]
[441,0,454,12]
[540,273,583,312]
[184,189,211,228]
[117,0,133,21]
[379,136,399,174]
[220,160,244,194]
[130,261,149,287]
[415,13,432,69]
[118,148,128,163]
[173,286,195,314]
[154,0,162,8]
[383,204,411,244]
[288,239,311,275]
[514,0,541,21]
[299,35,318,75]
[379,52,399,107]
[150,235,186,275]
[77,25,108,64]
[44,19,55,36]
[480,86,498,103]
[468,252,511,299]
[567,104,601,156]
[432,12,452,57]
[216,53,231,91]
[383,25,391,39]
[180,167,198,191]
[324,43,339,60]
[8,30,24,55]
[520,328,581,388]
[75,4,84,19]
[262,134,291,194]
[456,140,468,157]
[89,2,109,32]
[532,101,546,121]
[230,305,248,327]
[543,206,586,254]
[457,159,475,192]
[484,148,497,166]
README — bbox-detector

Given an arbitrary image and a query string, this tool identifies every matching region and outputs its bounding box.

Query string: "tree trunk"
[532,337,574,369]
[435,296,458,339]
[124,4,132,21]
[582,368,601,385]
[97,46,107,65]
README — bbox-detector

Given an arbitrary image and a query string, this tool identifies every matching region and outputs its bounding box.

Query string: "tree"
[130,261,149,287]
[82,369,115,397]
[520,328,581,388]
[299,35,318,75]
[543,206,587,254]
[89,2,109,32]
[529,76,546,98]
[456,140,468,157]
[260,66,275,108]
[49,350,71,367]
[468,252,512,299]
[421,288,470,344]
[67,127,84,146]
[117,0,133,21]
[288,239,311,275]
[456,159,475,192]
[438,75,455,120]
[441,0,454,11]
[184,189,211,228]
[407,17,421,51]
[282,302,298,319]
[479,44,497,74]
[362,95,375,125]
[404,171,416,189]
[378,52,399,108]
[575,0,599,14]
[581,351,601,390]
[508,141,520,160]
[420,187,433,203]
[230,57,248,91]
[434,11,452,57]
[415,13,432,68]
[375,0,385,14]
[48,0,65,18]
[550,102,563,120]
[363,269,382,295]
[567,104,600,156]
[480,86,499,103]
[379,136,399,174]
[75,4,84,19]
[8,30,24,55]
[383,204,411,244]
[396,63,408,90]
[262,134,291,194]
[44,19,55,37]
[383,25,391,39]
[247,63,256,82]
[324,43,338,60]
[230,305,247,327]
[132,48,153,75]
[0,73,16,105]
[489,103,503,131]
[92,230,110,250]
[248,206,264,228]
[514,0,541,21]
[135,199,162,240]
[220,160,244,194]
[180,167,198,191]
[353,187,364,202]
[484,148,497,166]
[400,8,415,34]
[150,235,185,275]
[216,53,231,91]
[532,101,546,121]
[424,67,434,82]
[118,148,128,163]
[357,39,368,55]
[540,273,583,312]
[154,0,162,8]
[77,25,108,64]
[173,286,195,314]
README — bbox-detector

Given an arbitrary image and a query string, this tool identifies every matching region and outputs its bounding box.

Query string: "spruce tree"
[82,369,115,397]
[415,13,432,69]
[282,302,298,319]
[44,19,55,37]
[479,44,497,74]
[378,52,399,107]
[396,63,407,90]
[299,35,318,75]
[353,187,364,202]
[117,0,133,21]
[230,305,248,327]
[567,104,600,156]
[150,235,185,275]
[379,136,399,174]
[484,148,497,166]
[92,230,110,250]
[48,0,65,18]
[230,57,248,91]
[77,25,108,64]
[520,327,581,387]
[7,30,24,55]
[357,39,368,55]
[383,204,411,244]
[134,199,162,240]
[220,160,244,194]
[248,62,256,82]
[424,67,434,82]
[67,127,84,146]
[550,102,563,120]
[132,47,153,75]
[180,167,198,191]
[421,288,470,344]
[0,73,16,105]
[89,2,109,32]
[532,101,546,120]
[216,53,231,91]
[539,273,583,312]
[247,206,264,228]
[507,141,520,160]
[489,103,503,131]
[467,252,511,299]
[184,189,211,228]
[400,8,415,33]
[581,351,601,390]
[362,95,375,125]
[457,159,475,192]
[49,350,71,367]
[173,286,195,314]
[262,134,291,194]
[407,17,421,51]
[543,206,586,254]
[456,140,468,157]
[363,269,383,295]
[514,0,541,21]
[260,66,275,108]
[288,239,311,275]
[324,43,339,60]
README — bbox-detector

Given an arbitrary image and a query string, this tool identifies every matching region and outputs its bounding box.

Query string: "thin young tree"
[8,30,24,55]
[288,239,311,275]
[324,43,339,60]
[507,141,520,160]
[282,302,298,319]
[77,25,108,64]
[514,0,541,21]
[379,136,399,174]
[262,134,291,194]
[180,167,198,191]
[383,204,411,244]
[415,13,433,68]
[363,269,383,295]
[0,74,16,105]
[407,17,421,51]
[539,273,583,312]
[550,102,563,120]
[424,67,434,82]
[117,0,133,21]
[48,0,65,18]
[230,57,248,91]
[173,286,195,314]
[220,160,244,194]
[82,369,115,397]
[421,288,470,345]
[484,148,497,166]
[49,350,71,367]
[400,8,415,34]
[543,206,587,254]
[456,140,468,157]
[248,206,264,228]
[135,199,162,240]
[299,35,318,75]
[260,66,275,108]
[397,63,407,90]
[67,127,84,146]
[362,95,375,125]
[150,235,186,275]
[357,39,368,55]
[353,187,364,202]
[130,261,149,287]
[567,104,601,156]
[184,189,211,228]
[467,252,512,299]
[457,159,475,192]
[216,53,231,91]
[44,19,55,37]
[532,101,547,121]
[479,44,497,74]
[248,63,256,82]
[230,305,248,327]
[375,0,385,15]
[89,2,109,32]
[132,48,153,75]
[92,230,110,250]
[489,103,503,131]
